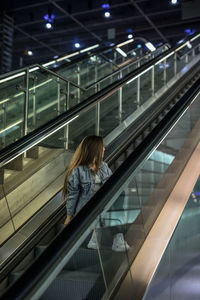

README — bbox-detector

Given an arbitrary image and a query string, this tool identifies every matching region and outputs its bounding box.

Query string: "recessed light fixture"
[74,42,80,48]
[128,34,133,39]
[45,22,52,29]
[104,11,111,18]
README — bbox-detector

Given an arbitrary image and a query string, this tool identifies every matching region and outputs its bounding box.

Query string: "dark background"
[1,0,200,72]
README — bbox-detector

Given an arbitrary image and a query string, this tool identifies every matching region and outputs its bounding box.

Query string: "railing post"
[174,53,177,76]
[163,58,167,84]
[151,54,155,96]
[77,64,81,103]
[118,71,123,123]
[57,77,61,116]
[185,54,189,64]
[64,81,70,150]
[96,83,100,136]
[32,79,36,129]
[24,68,29,136]
[137,60,140,107]
[2,103,6,147]
[95,61,98,83]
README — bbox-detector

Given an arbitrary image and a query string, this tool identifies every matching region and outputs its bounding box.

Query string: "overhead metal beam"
[13,21,58,55]
[48,0,103,42]
[16,7,181,29]
[14,12,192,43]
[130,0,168,43]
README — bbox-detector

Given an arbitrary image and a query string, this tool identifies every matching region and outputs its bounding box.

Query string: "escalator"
[0,39,165,150]
[1,48,200,300]
[0,33,200,299]
[0,32,199,245]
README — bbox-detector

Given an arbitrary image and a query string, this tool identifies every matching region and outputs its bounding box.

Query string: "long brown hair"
[63,135,104,200]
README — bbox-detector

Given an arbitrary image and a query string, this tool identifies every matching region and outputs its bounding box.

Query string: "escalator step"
[40,271,105,300]
[64,248,110,272]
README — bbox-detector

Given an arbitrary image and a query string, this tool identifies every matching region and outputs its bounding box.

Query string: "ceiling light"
[27,50,33,56]
[137,44,142,48]
[145,42,156,52]
[171,0,178,4]
[74,42,80,48]
[117,39,134,47]
[177,39,184,45]
[116,48,127,57]
[45,22,52,29]
[104,11,111,18]
[128,34,133,39]
[80,44,99,53]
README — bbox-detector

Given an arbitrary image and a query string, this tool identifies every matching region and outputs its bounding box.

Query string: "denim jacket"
[66,161,112,216]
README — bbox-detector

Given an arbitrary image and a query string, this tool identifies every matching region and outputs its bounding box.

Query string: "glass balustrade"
[0,44,169,150]
[1,42,200,248]
[34,62,200,300]
[143,175,200,300]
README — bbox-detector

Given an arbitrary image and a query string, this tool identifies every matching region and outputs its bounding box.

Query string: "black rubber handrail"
[1,62,200,300]
[0,32,199,168]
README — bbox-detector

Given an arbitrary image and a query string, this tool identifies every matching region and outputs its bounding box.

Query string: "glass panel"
[0,183,15,244]
[1,37,200,153]
[1,38,200,296]
[40,230,107,300]
[28,70,68,130]
[166,55,175,82]
[99,91,119,137]
[122,80,138,120]
[0,73,25,149]
[96,186,145,293]
[140,68,153,105]
[143,175,200,300]
[59,63,78,83]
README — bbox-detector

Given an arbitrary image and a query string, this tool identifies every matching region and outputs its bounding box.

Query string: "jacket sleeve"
[66,168,80,216]
[103,161,112,178]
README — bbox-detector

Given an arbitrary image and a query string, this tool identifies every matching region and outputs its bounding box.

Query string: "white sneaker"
[87,231,98,250]
[112,233,130,252]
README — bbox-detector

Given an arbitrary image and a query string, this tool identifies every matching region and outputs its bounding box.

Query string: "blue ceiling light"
[74,42,80,48]
[126,28,133,33]
[185,28,196,36]
[137,44,142,48]
[177,39,184,44]
[102,4,110,9]
[44,13,55,23]
[44,12,55,29]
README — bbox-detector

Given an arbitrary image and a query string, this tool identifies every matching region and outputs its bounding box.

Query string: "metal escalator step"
[35,245,47,257]
[40,271,105,300]
[64,248,109,273]
[9,270,23,285]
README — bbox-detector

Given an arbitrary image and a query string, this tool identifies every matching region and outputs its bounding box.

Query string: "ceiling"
[1,0,200,72]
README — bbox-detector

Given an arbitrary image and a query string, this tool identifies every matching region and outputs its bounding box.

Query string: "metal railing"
[2,68,200,300]
[0,33,199,168]
[0,44,167,149]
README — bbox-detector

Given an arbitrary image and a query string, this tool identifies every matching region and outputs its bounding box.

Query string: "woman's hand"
[64,215,73,226]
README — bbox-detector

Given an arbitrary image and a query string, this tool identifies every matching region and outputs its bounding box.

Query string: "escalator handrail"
[2,65,200,300]
[0,34,199,168]
[0,42,165,92]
